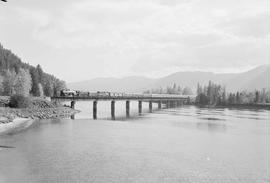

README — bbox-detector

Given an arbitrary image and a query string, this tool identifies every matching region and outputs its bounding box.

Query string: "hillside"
[225,65,270,92]
[68,65,270,93]
[0,43,65,96]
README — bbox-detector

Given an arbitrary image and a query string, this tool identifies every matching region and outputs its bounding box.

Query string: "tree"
[38,83,44,97]
[53,80,66,96]
[36,64,44,84]
[43,80,54,97]
[220,86,226,105]
[0,74,3,94]
[177,86,182,94]
[182,87,193,95]
[196,93,209,105]
[196,83,202,95]
[254,91,259,103]
[14,68,32,96]
[30,67,40,96]
[2,69,17,95]
[0,43,65,97]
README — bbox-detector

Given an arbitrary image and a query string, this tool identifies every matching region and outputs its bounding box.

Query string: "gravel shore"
[0,106,80,135]
[0,107,79,122]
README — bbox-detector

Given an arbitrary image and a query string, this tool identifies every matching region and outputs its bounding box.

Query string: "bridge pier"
[111,100,115,120]
[71,114,75,119]
[174,101,177,108]
[126,101,130,117]
[166,100,170,108]
[71,101,75,109]
[187,97,191,105]
[93,100,97,119]
[149,101,152,113]
[171,101,175,108]
[138,101,142,114]
[158,101,162,109]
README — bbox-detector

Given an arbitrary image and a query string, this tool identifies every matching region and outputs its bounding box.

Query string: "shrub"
[9,95,31,108]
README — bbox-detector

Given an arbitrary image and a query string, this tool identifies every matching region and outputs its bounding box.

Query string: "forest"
[0,44,66,97]
[144,83,193,95]
[196,81,270,106]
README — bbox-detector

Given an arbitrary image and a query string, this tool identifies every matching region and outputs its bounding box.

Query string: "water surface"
[1,102,270,183]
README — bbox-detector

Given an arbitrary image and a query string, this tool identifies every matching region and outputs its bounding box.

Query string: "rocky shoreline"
[0,106,80,135]
[0,107,80,124]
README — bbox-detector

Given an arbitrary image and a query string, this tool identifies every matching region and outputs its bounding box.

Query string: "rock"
[0,117,9,123]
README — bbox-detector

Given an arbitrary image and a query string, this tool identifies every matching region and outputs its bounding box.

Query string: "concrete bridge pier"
[166,100,170,108]
[174,101,178,108]
[126,101,130,117]
[93,100,97,119]
[138,101,142,114]
[187,97,191,105]
[71,114,75,120]
[71,101,75,109]
[158,101,162,109]
[170,101,175,108]
[111,100,115,120]
[149,101,152,113]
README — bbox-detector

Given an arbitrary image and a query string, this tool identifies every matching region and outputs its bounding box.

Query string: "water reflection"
[0,145,15,148]
[198,117,226,121]
[196,122,227,132]
[71,114,75,120]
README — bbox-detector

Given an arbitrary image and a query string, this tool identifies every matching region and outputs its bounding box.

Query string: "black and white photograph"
[0,0,270,182]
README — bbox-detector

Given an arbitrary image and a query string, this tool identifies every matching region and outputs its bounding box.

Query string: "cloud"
[220,13,270,38]
[1,0,269,81]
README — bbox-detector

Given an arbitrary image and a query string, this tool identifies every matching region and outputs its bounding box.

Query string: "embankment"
[0,97,80,135]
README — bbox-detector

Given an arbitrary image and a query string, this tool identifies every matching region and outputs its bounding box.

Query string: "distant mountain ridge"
[68,65,270,93]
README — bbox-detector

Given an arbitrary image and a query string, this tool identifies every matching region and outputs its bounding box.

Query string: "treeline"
[0,44,66,97]
[144,83,193,95]
[196,81,270,105]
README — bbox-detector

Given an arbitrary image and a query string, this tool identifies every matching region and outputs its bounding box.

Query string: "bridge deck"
[51,95,192,101]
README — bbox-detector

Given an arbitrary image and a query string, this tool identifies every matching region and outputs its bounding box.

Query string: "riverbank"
[0,96,80,135]
[0,117,34,135]
[0,107,79,135]
[196,103,270,110]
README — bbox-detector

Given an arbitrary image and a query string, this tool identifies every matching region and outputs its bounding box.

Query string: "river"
[0,101,270,183]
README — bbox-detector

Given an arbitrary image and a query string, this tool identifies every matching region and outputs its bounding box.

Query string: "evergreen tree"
[36,64,44,85]
[29,67,40,96]
[0,74,3,94]
[254,91,259,103]
[43,80,54,97]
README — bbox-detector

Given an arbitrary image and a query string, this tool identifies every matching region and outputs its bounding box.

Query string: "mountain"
[151,71,236,90]
[68,65,270,93]
[68,76,154,93]
[225,65,270,92]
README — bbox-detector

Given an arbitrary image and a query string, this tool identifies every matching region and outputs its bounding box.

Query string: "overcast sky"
[0,0,269,82]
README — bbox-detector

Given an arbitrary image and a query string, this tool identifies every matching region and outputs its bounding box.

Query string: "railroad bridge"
[51,94,193,120]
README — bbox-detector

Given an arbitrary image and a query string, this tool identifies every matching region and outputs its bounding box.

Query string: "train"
[59,89,152,98]
[59,89,193,99]
[60,89,129,97]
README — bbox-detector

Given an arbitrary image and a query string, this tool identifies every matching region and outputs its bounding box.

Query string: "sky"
[0,0,269,82]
